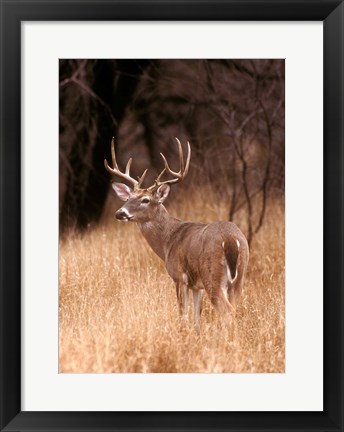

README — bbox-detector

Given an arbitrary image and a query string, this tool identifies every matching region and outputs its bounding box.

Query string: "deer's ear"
[155,184,170,203]
[112,182,132,201]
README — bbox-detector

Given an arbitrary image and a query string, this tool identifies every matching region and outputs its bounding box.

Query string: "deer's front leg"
[176,282,189,322]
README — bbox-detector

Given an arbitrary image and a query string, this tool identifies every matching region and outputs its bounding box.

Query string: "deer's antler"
[104,137,147,190]
[148,138,191,191]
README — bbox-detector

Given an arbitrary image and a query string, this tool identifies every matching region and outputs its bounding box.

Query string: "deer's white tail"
[222,238,240,284]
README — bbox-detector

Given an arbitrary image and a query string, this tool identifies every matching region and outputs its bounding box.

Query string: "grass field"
[59,188,285,373]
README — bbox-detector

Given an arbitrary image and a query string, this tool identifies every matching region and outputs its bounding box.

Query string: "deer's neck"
[137,206,179,260]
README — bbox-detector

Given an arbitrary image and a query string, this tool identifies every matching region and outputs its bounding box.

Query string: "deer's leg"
[232,260,248,307]
[227,284,236,311]
[209,290,234,325]
[176,282,189,322]
[202,271,234,325]
[233,278,244,307]
[192,289,204,332]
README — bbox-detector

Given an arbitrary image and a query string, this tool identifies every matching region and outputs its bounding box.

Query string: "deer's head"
[104,137,191,223]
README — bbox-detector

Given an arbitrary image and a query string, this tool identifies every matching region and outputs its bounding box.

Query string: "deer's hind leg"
[230,258,248,308]
[175,280,189,323]
[201,267,235,325]
[209,289,235,325]
[192,289,204,332]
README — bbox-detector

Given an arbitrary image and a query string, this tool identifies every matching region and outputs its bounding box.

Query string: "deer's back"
[165,220,248,285]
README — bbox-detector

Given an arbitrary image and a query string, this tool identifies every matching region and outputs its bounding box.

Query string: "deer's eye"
[141,197,150,204]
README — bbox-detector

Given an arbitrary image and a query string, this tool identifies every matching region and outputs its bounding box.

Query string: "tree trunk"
[60,60,151,231]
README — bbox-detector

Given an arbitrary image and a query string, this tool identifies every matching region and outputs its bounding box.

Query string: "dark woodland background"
[59,59,285,244]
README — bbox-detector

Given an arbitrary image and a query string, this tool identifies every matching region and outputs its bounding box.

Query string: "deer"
[104,137,249,330]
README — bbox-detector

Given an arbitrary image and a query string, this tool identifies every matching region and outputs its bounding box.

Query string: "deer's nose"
[115,209,133,221]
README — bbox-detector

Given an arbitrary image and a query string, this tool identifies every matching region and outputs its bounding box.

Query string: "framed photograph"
[1,1,343,431]
[58,58,285,375]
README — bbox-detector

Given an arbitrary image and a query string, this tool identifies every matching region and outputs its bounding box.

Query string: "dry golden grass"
[59,188,285,373]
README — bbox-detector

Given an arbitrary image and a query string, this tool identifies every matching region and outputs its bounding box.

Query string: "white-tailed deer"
[105,137,249,329]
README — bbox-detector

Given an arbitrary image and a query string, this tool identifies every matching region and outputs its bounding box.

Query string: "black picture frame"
[1,1,343,431]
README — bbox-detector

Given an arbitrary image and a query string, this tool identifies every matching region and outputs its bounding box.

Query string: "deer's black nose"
[115,209,132,221]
